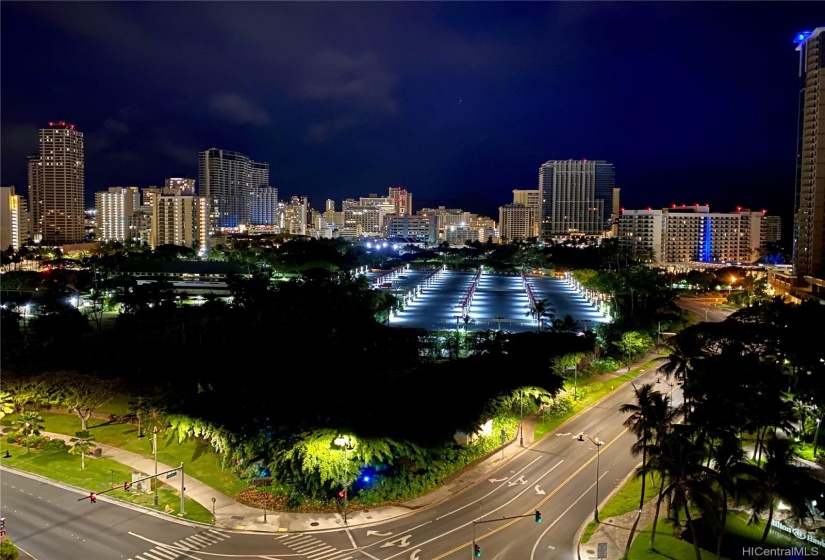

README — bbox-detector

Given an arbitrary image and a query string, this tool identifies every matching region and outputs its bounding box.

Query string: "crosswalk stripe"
[306,547,340,560]
[150,548,179,559]
[207,529,229,540]
[187,534,214,545]
[172,540,193,551]
[140,552,167,560]
[294,541,327,552]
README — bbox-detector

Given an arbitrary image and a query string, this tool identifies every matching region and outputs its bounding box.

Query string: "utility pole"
[153,426,159,508]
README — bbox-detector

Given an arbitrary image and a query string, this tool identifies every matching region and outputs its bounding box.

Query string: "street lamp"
[728,276,737,297]
[657,378,676,407]
[153,426,159,508]
[332,435,355,525]
[577,433,604,522]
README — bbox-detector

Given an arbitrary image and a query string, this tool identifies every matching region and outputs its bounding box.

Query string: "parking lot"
[367,268,610,333]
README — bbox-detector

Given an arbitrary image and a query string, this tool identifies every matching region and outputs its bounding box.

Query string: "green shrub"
[540,395,574,419]
[1,539,19,560]
[26,435,47,449]
[43,438,68,451]
[590,358,620,375]
[6,433,23,445]
[585,381,604,394]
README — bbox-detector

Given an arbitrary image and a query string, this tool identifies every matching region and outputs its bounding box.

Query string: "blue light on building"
[794,31,813,45]
[700,217,712,262]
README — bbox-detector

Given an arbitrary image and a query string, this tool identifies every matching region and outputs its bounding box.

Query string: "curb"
[0,464,212,529]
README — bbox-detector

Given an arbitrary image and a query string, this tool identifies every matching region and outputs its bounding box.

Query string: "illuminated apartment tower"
[793,28,825,281]
[198,148,269,231]
[28,121,85,244]
[1,186,29,250]
[95,186,139,242]
[538,159,614,239]
[151,191,209,251]
[512,189,541,238]
[388,186,413,216]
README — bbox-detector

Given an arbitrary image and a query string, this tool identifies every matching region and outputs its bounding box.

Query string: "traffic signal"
[336,489,345,499]
[535,510,542,523]
[474,543,481,557]
[124,482,132,492]
[90,492,97,503]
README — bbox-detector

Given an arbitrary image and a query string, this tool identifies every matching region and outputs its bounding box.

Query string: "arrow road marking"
[535,485,546,495]
[507,475,527,487]
[488,477,508,483]
[381,534,412,548]
[367,530,393,537]
[410,549,422,560]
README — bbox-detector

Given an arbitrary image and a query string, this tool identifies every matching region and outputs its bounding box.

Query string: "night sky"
[1,2,821,225]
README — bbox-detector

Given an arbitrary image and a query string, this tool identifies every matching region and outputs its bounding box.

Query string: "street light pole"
[153,426,159,508]
[333,435,354,526]
[657,378,676,408]
[519,389,524,447]
[577,433,604,523]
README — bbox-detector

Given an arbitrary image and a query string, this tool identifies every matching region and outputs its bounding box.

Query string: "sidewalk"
[39,412,539,532]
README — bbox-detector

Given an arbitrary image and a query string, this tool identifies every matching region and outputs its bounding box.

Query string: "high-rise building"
[388,186,413,216]
[28,121,85,244]
[251,186,279,226]
[793,28,825,282]
[151,192,209,251]
[499,204,534,243]
[617,205,767,264]
[1,186,29,250]
[283,196,308,236]
[165,177,196,195]
[512,189,541,238]
[95,186,139,242]
[198,148,269,231]
[538,159,615,240]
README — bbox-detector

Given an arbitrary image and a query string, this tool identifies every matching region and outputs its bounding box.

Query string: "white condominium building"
[151,193,209,251]
[618,205,767,264]
[95,186,140,242]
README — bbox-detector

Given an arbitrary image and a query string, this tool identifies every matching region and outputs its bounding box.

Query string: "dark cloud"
[208,94,271,126]
[1,2,822,222]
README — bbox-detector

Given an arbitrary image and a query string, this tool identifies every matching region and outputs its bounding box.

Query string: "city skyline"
[1,3,822,222]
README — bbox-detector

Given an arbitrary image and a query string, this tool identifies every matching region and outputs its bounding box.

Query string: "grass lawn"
[581,471,662,542]
[2,411,248,498]
[620,510,817,559]
[0,440,213,524]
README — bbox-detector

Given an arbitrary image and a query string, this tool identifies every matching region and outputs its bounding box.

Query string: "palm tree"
[641,427,716,559]
[69,436,95,470]
[707,434,749,559]
[619,383,671,558]
[742,436,814,544]
[526,298,554,332]
[0,391,14,419]
[12,411,45,453]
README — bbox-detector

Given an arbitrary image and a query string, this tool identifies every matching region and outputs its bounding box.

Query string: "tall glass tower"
[538,159,614,240]
[198,148,269,231]
[28,121,85,244]
[793,28,825,281]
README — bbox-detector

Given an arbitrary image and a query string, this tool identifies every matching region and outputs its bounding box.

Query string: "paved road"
[674,296,734,323]
[3,354,672,560]
[0,469,233,560]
